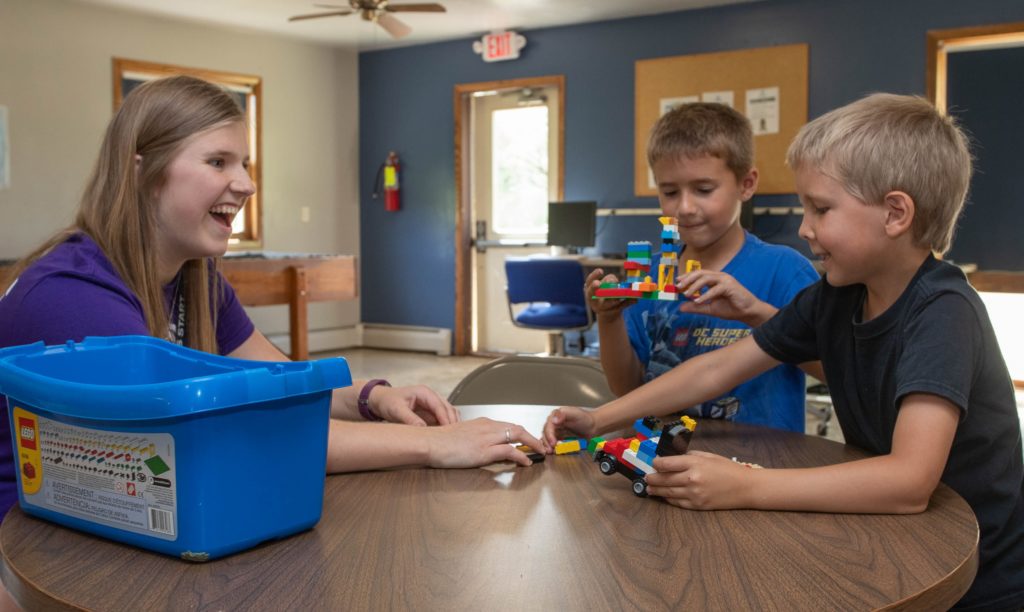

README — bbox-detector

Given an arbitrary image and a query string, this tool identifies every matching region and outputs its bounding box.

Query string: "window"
[112,58,262,248]
[490,105,550,237]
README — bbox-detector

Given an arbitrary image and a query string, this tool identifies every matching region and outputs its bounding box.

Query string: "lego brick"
[554,439,582,455]
[621,448,654,475]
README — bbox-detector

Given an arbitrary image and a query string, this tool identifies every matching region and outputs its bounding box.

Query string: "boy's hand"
[585,268,632,320]
[542,406,596,450]
[646,451,754,509]
[676,270,774,327]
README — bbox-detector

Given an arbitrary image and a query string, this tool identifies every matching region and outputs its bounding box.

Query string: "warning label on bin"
[16,409,178,541]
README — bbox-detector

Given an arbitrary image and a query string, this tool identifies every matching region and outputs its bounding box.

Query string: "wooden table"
[0,407,979,611]
[220,254,357,360]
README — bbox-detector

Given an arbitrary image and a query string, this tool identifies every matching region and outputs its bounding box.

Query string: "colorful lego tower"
[655,216,680,300]
[593,217,699,301]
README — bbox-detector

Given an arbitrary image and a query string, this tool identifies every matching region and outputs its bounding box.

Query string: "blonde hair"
[646,102,754,182]
[786,93,972,255]
[2,76,246,353]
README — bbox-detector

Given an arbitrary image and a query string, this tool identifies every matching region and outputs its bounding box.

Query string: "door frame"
[453,75,566,355]
[927,21,1024,111]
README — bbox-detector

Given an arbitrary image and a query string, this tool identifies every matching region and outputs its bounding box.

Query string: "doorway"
[453,76,565,355]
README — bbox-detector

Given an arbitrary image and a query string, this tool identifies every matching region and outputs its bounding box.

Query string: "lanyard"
[168,278,186,346]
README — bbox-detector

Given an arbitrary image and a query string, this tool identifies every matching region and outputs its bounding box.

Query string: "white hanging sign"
[473,31,527,63]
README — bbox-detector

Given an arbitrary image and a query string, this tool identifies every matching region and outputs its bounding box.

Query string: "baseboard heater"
[359,323,452,356]
[266,324,452,357]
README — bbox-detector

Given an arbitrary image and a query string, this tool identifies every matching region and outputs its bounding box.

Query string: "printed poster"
[746,87,780,135]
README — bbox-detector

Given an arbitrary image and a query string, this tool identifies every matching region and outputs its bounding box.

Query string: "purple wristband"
[358,379,390,422]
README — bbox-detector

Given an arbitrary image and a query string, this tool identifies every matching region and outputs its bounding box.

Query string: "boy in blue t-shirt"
[587,103,818,432]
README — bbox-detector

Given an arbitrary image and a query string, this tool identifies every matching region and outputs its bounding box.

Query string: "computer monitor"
[547,201,597,254]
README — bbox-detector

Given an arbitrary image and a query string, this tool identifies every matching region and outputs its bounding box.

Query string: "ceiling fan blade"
[376,12,412,39]
[386,3,446,12]
[288,10,353,22]
[312,3,349,8]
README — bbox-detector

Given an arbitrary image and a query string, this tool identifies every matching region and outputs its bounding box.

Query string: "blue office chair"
[505,256,593,355]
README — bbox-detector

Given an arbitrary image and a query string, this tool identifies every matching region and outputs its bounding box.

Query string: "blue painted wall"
[359,0,1024,330]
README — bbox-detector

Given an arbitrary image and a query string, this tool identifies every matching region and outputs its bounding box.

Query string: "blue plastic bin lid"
[0,336,352,421]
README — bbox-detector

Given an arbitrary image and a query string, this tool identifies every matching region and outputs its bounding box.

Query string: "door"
[453,76,565,355]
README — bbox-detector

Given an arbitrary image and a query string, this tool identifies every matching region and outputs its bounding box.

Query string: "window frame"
[112,57,263,249]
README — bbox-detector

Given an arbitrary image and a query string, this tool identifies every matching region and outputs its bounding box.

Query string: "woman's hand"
[542,406,597,450]
[425,418,548,468]
[676,269,775,327]
[586,268,632,321]
[646,451,756,510]
[370,384,460,426]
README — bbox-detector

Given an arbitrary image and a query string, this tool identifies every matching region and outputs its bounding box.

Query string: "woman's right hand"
[425,418,547,468]
[585,268,632,320]
[542,406,597,450]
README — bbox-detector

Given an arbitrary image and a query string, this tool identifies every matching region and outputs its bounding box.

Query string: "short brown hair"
[646,102,754,181]
[787,93,972,255]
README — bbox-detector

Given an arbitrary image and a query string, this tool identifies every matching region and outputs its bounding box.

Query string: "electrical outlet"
[300,206,310,223]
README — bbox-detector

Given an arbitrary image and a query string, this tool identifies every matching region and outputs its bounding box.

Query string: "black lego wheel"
[632,478,648,497]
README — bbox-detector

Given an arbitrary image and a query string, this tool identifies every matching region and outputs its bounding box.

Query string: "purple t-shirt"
[0,233,254,516]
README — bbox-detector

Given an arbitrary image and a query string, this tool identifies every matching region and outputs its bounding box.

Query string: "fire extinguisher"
[373,151,401,212]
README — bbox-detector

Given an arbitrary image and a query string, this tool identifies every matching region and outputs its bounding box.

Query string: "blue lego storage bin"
[0,335,351,561]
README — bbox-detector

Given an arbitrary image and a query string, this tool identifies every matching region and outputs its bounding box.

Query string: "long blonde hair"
[2,76,247,353]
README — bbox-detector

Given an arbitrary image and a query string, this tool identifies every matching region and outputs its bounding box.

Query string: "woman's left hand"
[425,418,548,468]
[370,384,460,426]
[646,451,754,510]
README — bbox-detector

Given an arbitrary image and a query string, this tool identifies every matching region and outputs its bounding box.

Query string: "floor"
[318,347,845,443]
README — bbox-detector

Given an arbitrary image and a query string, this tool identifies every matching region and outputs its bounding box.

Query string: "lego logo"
[20,426,34,442]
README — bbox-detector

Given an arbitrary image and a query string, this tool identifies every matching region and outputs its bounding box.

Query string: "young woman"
[0,75,545,521]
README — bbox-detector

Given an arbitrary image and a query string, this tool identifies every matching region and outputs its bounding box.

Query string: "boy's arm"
[648,393,959,513]
[592,334,777,434]
[595,311,645,396]
[585,267,644,395]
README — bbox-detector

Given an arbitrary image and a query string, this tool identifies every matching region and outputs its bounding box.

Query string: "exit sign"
[473,31,527,63]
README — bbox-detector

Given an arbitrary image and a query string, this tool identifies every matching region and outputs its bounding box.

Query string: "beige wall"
[0,0,360,337]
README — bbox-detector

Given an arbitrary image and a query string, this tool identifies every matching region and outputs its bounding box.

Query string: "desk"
[220,254,357,361]
[0,408,978,611]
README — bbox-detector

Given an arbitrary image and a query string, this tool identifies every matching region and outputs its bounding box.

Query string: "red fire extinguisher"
[374,151,401,212]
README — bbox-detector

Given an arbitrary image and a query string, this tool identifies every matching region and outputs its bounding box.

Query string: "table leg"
[288,266,309,361]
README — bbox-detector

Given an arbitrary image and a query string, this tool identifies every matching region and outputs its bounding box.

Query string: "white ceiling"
[73,0,760,51]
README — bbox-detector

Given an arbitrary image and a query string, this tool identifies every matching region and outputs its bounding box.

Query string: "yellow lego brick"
[554,439,582,455]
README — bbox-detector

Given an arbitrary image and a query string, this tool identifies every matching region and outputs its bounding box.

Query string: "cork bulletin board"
[635,43,808,196]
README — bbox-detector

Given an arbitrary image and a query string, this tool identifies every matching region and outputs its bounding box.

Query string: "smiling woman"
[112,57,263,249]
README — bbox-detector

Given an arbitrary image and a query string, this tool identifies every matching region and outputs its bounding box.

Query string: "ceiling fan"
[289,1,447,40]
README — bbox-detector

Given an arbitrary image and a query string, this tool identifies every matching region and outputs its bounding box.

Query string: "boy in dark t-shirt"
[543,93,1023,611]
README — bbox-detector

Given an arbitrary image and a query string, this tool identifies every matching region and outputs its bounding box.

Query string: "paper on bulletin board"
[746,87,780,135]
[0,106,9,190]
[702,91,735,107]
[659,95,699,116]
